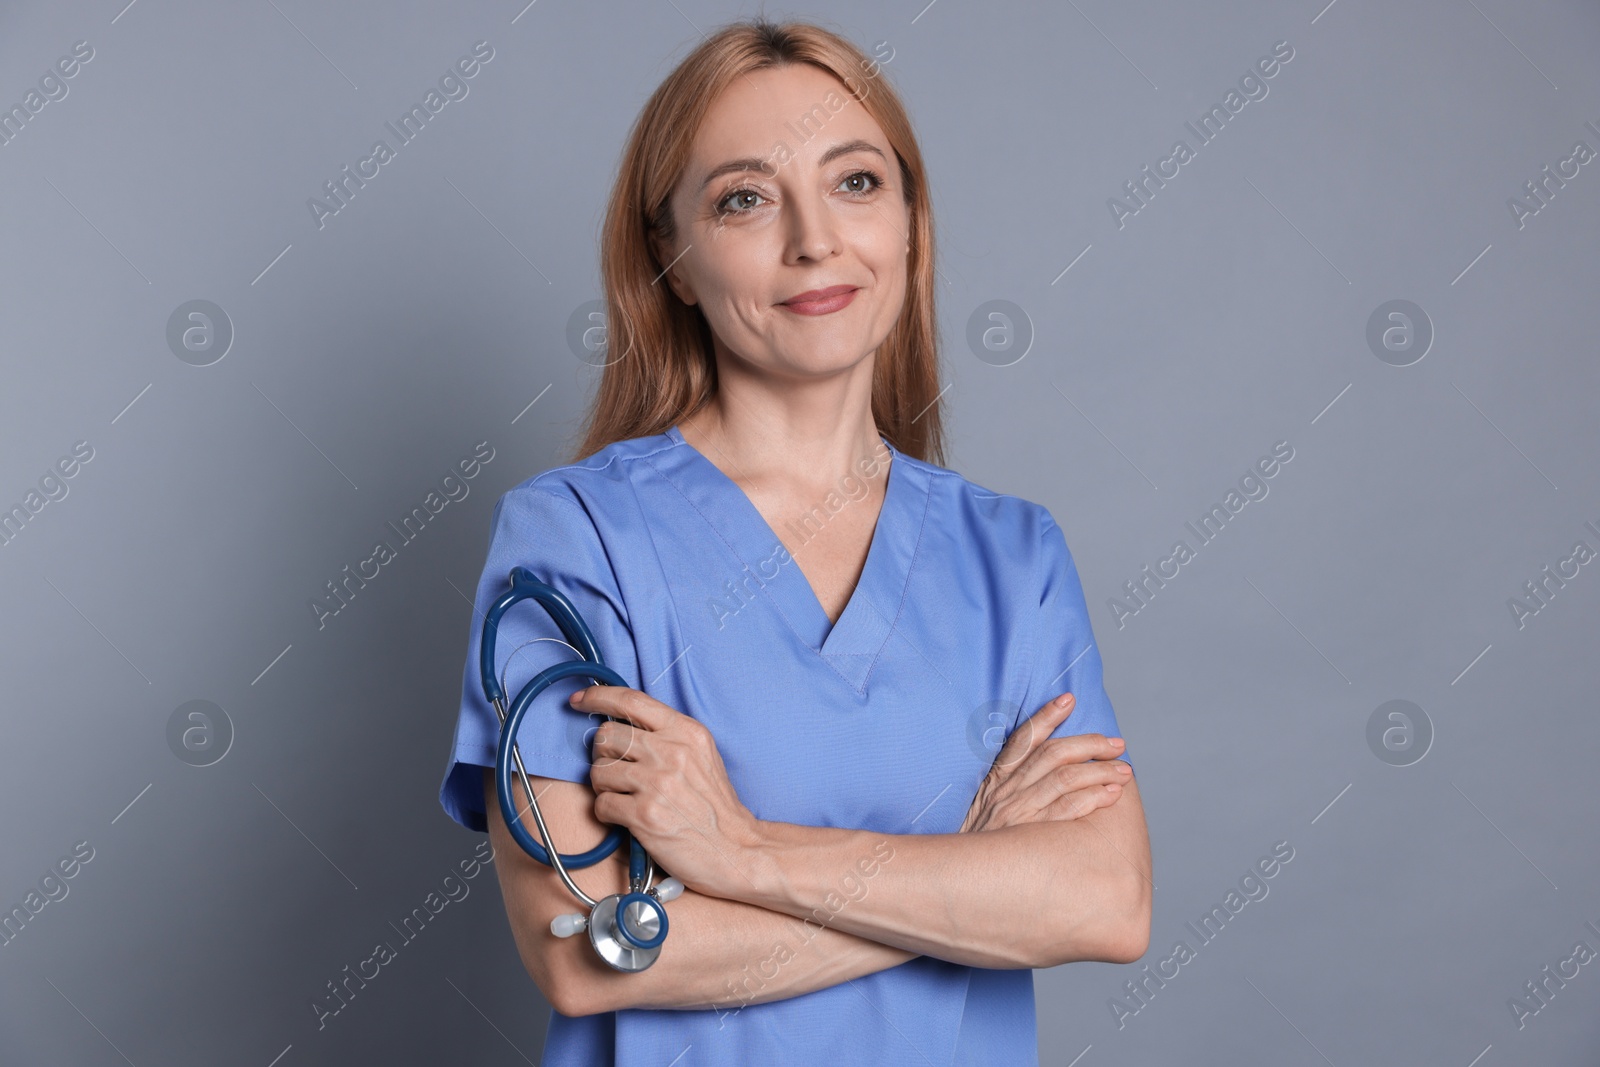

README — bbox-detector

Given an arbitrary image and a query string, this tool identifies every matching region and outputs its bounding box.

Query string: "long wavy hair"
[570,18,946,467]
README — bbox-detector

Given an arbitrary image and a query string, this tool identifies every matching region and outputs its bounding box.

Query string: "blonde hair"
[571,18,946,467]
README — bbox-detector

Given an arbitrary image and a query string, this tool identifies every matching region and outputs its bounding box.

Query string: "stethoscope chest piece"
[589,891,669,973]
[552,878,682,972]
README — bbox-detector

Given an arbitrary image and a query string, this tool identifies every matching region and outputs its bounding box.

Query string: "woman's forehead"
[687,64,885,169]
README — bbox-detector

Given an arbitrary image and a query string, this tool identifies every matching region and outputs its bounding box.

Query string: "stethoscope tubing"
[482,567,631,908]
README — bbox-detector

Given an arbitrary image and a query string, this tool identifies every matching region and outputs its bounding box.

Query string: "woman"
[438,18,1150,1066]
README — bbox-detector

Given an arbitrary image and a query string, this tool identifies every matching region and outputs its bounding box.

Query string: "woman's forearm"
[487,771,918,1018]
[558,686,1151,984]
[585,884,918,1015]
[551,850,920,1015]
[719,805,1149,970]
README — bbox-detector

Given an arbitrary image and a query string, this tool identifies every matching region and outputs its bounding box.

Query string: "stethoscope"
[479,565,682,972]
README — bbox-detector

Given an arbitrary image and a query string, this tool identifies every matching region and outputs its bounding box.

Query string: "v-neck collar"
[657,423,927,690]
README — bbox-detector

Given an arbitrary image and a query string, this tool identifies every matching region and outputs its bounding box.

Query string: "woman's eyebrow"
[697,138,888,191]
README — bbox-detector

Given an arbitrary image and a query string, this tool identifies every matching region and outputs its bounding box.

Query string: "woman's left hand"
[574,684,763,899]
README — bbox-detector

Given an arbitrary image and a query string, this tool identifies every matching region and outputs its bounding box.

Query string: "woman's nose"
[784,192,840,263]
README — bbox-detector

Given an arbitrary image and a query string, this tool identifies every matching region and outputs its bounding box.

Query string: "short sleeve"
[437,486,641,832]
[1019,509,1132,772]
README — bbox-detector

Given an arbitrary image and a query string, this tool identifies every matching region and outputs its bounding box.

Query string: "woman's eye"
[715,169,883,217]
[716,188,765,216]
[838,169,883,195]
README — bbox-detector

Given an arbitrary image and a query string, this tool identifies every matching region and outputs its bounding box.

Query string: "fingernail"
[570,688,585,705]
[1056,693,1074,709]
[1111,737,1123,747]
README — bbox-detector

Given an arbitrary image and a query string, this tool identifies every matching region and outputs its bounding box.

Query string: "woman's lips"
[779,286,859,315]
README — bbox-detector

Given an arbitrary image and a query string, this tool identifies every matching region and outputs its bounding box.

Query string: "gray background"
[2,0,1597,1063]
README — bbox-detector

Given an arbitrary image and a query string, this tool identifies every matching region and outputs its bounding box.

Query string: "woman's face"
[657,62,912,380]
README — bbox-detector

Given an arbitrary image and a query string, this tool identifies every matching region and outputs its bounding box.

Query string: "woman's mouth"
[779,285,859,316]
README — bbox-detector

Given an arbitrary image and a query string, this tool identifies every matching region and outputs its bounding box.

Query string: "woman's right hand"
[959,693,1131,834]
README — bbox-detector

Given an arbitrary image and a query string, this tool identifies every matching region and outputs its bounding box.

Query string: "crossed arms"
[481,690,1152,1017]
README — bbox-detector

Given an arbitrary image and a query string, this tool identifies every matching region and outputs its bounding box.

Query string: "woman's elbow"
[534,951,655,1016]
[1030,924,1146,969]
[546,977,593,1019]
[1100,906,1151,965]
[509,928,607,1017]
[1102,870,1154,964]
[529,954,606,1018]
[1037,875,1152,968]
[1095,865,1154,964]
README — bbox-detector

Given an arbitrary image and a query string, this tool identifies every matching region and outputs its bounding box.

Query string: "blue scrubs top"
[439,424,1132,1067]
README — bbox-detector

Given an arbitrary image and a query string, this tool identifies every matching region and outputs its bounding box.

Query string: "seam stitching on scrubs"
[511,486,636,633]
[448,448,668,833]
[1018,508,1052,734]
[815,455,1021,695]
[641,448,819,657]
[1023,510,1126,763]
[851,461,935,695]
[813,440,924,693]
[854,457,1038,702]
[621,461,691,694]
[945,967,982,1067]
[515,431,704,660]
[464,492,606,777]
[501,488,643,751]
[643,437,893,694]
[520,432,685,490]
[811,436,920,692]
